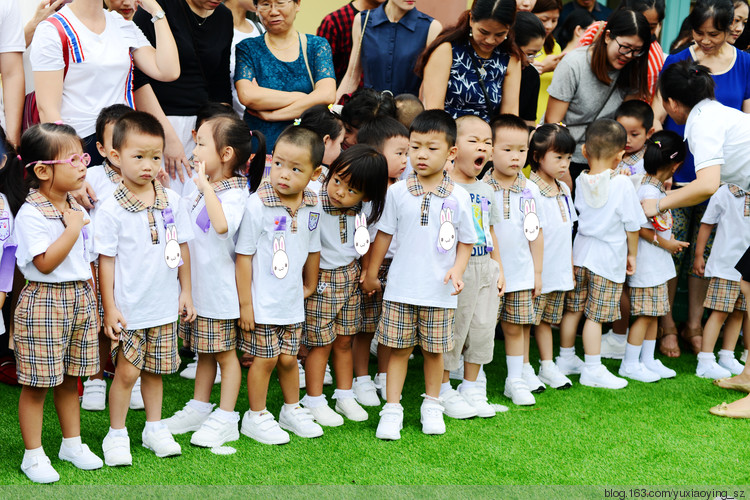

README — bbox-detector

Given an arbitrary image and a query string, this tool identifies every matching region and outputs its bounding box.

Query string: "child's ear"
[191,130,197,144]
[33,162,51,182]
[109,148,122,167]
[446,145,458,162]
[322,134,331,146]
[671,161,683,174]
[646,127,655,139]
[311,165,323,181]
[96,141,107,158]
[221,146,234,163]
[615,149,625,162]
[581,144,589,161]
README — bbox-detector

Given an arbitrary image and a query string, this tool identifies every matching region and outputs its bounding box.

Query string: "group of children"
[6,94,748,484]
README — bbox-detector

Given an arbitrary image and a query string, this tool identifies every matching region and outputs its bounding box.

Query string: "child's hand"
[618,166,632,176]
[361,274,382,296]
[303,283,316,299]
[156,168,171,188]
[496,271,505,298]
[693,254,706,277]
[103,308,127,341]
[179,291,197,323]
[533,273,542,298]
[444,267,464,296]
[662,236,689,256]
[71,181,97,210]
[63,208,89,232]
[194,161,212,194]
[238,303,255,332]
[626,254,637,276]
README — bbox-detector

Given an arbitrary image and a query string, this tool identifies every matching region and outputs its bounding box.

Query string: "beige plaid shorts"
[113,321,179,375]
[704,277,747,313]
[532,290,566,326]
[304,260,361,347]
[180,316,238,354]
[376,301,455,354]
[565,266,623,323]
[630,283,670,317]
[238,323,303,358]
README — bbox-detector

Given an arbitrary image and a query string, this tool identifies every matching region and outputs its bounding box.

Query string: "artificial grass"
[0,339,747,486]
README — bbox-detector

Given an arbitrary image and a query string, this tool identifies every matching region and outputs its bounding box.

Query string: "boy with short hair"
[557,119,646,389]
[95,111,196,466]
[482,114,544,406]
[614,100,654,179]
[362,110,476,440]
[357,116,410,184]
[394,93,425,129]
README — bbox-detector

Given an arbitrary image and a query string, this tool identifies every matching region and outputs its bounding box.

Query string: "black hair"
[0,126,26,216]
[614,99,655,130]
[658,60,716,109]
[394,93,425,128]
[514,11,547,50]
[19,123,83,191]
[410,110,458,148]
[689,0,735,33]
[112,111,165,150]
[298,104,345,142]
[584,118,627,159]
[554,8,595,48]
[275,125,325,169]
[618,0,665,23]
[490,113,529,141]
[340,88,397,130]
[642,130,686,175]
[356,117,409,151]
[528,123,575,171]
[202,115,267,192]
[325,144,388,224]
[95,104,133,144]
[195,102,236,132]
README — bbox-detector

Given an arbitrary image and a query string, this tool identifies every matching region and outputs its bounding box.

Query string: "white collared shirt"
[629,183,676,288]
[701,184,750,281]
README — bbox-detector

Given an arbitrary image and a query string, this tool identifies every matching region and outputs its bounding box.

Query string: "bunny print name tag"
[520,189,540,242]
[437,199,457,253]
[271,215,289,279]
[162,208,182,269]
[353,213,370,256]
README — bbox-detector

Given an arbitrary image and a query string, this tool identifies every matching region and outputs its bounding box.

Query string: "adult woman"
[554,9,595,53]
[31,0,179,163]
[532,0,563,123]
[545,9,651,187]
[419,0,521,121]
[729,0,749,46]
[226,0,264,116]
[235,0,335,148]
[651,0,750,356]
[514,12,546,125]
[336,0,442,100]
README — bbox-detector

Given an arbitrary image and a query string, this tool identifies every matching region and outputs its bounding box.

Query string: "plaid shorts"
[566,266,624,323]
[630,284,670,317]
[93,260,105,326]
[13,281,99,388]
[304,260,361,347]
[376,301,454,353]
[113,321,179,375]
[704,277,747,313]
[360,259,392,334]
[532,290,566,326]
[499,289,535,325]
[179,316,238,354]
[238,323,303,358]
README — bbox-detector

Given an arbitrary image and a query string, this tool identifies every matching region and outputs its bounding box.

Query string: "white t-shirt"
[701,184,750,281]
[86,164,120,223]
[93,186,194,330]
[379,179,477,308]
[686,99,750,191]
[628,180,677,288]
[0,193,15,335]
[0,0,24,132]
[16,194,94,284]
[573,172,647,283]
[188,182,248,319]
[234,189,322,325]
[317,190,370,270]
[30,7,150,137]
[529,175,576,293]
[231,24,263,116]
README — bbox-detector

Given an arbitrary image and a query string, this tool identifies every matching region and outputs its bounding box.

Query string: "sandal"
[658,326,681,358]
[680,325,703,355]
[713,377,750,393]
[709,401,750,419]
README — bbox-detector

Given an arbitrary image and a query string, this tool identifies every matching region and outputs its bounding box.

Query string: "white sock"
[144,420,163,433]
[584,354,601,368]
[187,399,214,413]
[213,408,239,423]
[23,446,45,461]
[460,379,477,390]
[560,347,575,359]
[697,352,715,365]
[623,343,642,367]
[383,402,402,411]
[333,388,355,399]
[283,402,300,412]
[540,359,555,370]
[248,408,265,416]
[302,394,326,408]
[61,436,82,449]
[641,340,656,364]
[613,333,627,343]
[718,349,735,361]
[439,382,452,396]
[506,355,523,379]
[355,375,372,383]
[108,427,128,438]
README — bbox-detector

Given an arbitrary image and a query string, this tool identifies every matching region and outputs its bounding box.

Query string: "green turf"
[0,338,747,486]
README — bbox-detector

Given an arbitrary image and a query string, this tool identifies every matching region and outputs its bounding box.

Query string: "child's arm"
[303,252,320,299]
[359,251,371,287]
[99,255,126,340]
[529,229,544,298]
[195,161,228,235]
[33,208,89,274]
[489,227,505,297]
[362,231,392,295]
[626,230,639,276]
[235,253,254,331]
[638,227,689,255]
[445,242,472,296]
[177,243,196,322]
[692,222,715,277]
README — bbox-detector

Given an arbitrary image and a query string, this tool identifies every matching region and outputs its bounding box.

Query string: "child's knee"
[333,335,353,350]
[276,354,296,370]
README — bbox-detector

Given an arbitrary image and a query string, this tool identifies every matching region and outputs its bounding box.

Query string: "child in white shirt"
[614,100,654,180]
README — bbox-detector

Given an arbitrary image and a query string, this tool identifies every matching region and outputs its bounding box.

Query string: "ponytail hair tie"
[293,118,302,126]
[53,120,63,125]
[249,130,253,138]
[653,140,662,148]
[16,154,21,162]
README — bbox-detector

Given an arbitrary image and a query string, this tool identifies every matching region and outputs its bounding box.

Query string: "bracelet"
[656,198,667,215]
[151,10,166,23]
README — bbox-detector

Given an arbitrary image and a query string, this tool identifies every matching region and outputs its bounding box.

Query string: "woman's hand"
[532,53,563,74]
[136,0,162,16]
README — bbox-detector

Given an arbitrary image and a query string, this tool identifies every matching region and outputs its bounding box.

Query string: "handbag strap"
[46,17,71,78]
[565,78,619,128]
[299,32,315,89]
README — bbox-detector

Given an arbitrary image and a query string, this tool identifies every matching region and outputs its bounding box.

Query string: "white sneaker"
[214,364,221,384]
[374,373,386,400]
[718,356,745,375]
[458,384,495,418]
[696,360,732,379]
[440,388,478,419]
[81,378,106,411]
[522,364,546,393]
[538,363,573,389]
[21,454,59,483]
[618,362,660,383]
[477,367,488,398]
[503,377,535,405]
[129,377,144,410]
[58,442,103,470]
[353,376,380,406]
[600,331,627,360]
[279,404,324,438]
[240,410,289,445]
[164,404,212,434]
[180,359,197,379]
[643,359,676,379]
[142,423,182,457]
[420,398,446,435]
[369,337,378,357]
[555,354,585,375]
[298,360,306,390]
[102,433,132,467]
[302,399,344,427]
[334,397,369,421]
[580,364,628,389]
[323,364,333,386]
[376,404,403,440]
[190,412,240,448]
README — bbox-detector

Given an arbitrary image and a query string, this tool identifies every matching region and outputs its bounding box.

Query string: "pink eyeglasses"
[25,153,91,170]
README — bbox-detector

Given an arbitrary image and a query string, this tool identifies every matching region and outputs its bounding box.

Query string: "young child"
[620,131,688,382]
[482,114,544,405]
[354,116,410,403]
[164,115,266,447]
[300,104,346,201]
[14,123,101,483]
[301,145,388,426]
[557,119,646,389]
[234,126,325,445]
[527,123,577,390]
[693,182,750,379]
[95,112,196,466]
[394,93,425,129]
[362,110,476,440]
[441,115,504,418]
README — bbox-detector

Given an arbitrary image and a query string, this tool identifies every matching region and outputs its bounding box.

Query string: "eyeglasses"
[26,153,91,170]
[256,0,293,12]
[613,39,646,58]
